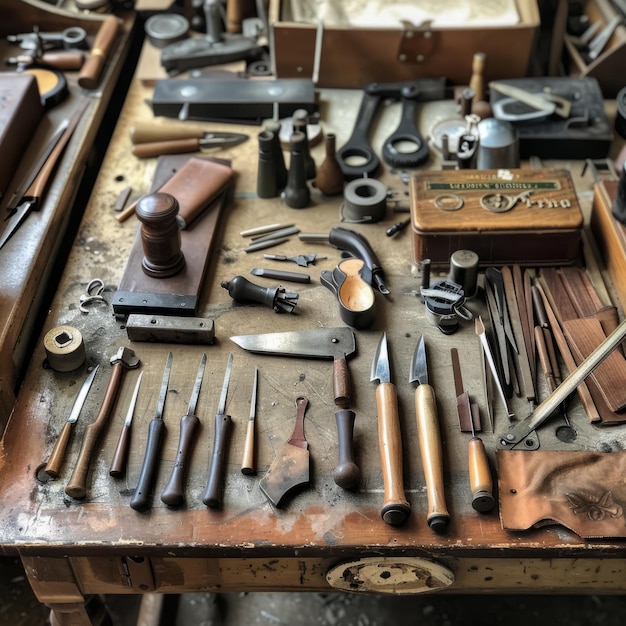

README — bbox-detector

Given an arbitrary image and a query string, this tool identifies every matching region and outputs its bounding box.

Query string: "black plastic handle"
[130,418,165,512]
[333,409,360,490]
[202,414,233,509]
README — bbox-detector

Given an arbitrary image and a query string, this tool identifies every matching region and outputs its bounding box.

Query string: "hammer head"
[110,346,140,369]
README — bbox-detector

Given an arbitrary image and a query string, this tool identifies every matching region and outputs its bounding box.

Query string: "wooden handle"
[333,409,359,490]
[468,437,495,513]
[415,384,450,532]
[130,418,166,512]
[241,416,256,475]
[40,51,85,71]
[78,16,120,90]
[109,424,131,478]
[45,421,73,478]
[132,138,201,158]
[332,357,350,408]
[375,382,410,525]
[469,51,486,102]
[202,414,233,508]
[65,363,124,499]
[160,413,200,506]
[130,122,206,144]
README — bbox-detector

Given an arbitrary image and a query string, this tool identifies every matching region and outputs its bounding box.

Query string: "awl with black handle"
[410,335,450,532]
[130,352,173,512]
[161,353,206,506]
[370,332,410,526]
[202,352,234,509]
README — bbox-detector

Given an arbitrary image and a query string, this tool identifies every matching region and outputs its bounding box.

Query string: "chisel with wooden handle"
[78,15,120,90]
[370,332,410,526]
[410,335,450,532]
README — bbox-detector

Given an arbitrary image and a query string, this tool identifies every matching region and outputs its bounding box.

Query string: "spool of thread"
[44,326,86,372]
[341,178,387,223]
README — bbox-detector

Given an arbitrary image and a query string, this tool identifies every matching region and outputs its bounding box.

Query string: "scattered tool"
[250,268,311,284]
[410,336,450,532]
[65,347,140,499]
[130,352,173,512]
[131,133,249,158]
[263,252,326,268]
[333,408,360,490]
[259,396,310,507]
[240,223,295,238]
[0,100,89,251]
[78,15,121,90]
[203,352,234,508]
[241,368,258,476]
[386,218,411,237]
[498,319,626,450]
[45,365,99,479]
[109,371,143,478]
[299,226,390,295]
[221,275,299,314]
[131,121,247,145]
[370,332,410,526]
[230,327,356,409]
[161,353,206,506]
[450,349,494,512]
[489,81,572,120]
[243,237,290,253]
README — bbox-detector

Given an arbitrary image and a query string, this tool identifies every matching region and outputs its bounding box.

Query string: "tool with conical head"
[202,353,234,508]
[410,335,450,532]
[370,332,410,526]
[259,396,310,507]
[161,353,206,506]
[130,352,173,512]
[45,365,99,478]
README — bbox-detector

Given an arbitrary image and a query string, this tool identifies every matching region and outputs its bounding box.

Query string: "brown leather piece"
[498,449,626,538]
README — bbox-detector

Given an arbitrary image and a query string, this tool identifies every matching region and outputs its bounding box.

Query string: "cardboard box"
[410,168,584,267]
[270,0,540,88]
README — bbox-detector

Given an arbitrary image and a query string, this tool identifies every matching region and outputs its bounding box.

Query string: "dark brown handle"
[202,414,233,508]
[241,416,256,475]
[40,51,85,71]
[132,138,201,158]
[161,413,200,507]
[333,409,360,490]
[468,437,495,513]
[376,382,410,525]
[45,422,73,478]
[78,16,120,89]
[333,358,350,408]
[130,418,166,512]
[415,384,450,532]
[65,363,123,499]
[109,424,131,478]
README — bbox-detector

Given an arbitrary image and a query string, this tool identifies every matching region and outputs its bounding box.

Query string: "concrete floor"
[3,556,626,626]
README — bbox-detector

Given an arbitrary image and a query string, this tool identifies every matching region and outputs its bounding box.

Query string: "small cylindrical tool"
[241,368,258,476]
[333,409,360,490]
[257,130,279,198]
[78,15,120,90]
[283,131,311,209]
[467,418,495,513]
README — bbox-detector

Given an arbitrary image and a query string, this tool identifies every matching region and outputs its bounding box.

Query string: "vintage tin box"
[410,168,584,267]
[270,0,540,89]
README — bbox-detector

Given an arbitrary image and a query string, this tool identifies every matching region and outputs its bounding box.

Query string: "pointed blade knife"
[45,365,99,479]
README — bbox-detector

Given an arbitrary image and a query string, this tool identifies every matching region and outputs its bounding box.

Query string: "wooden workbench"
[2,36,626,625]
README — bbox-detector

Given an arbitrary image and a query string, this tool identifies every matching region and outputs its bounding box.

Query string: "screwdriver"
[161,353,207,506]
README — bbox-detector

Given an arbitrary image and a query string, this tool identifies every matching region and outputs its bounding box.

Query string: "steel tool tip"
[370,332,391,383]
[409,334,428,385]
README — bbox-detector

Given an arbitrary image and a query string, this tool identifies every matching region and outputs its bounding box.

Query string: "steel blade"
[489,82,557,114]
[370,332,391,383]
[123,371,143,427]
[230,327,355,360]
[187,353,207,416]
[155,352,173,421]
[249,367,258,421]
[67,365,99,424]
[217,353,233,415]
[409,335,428,385]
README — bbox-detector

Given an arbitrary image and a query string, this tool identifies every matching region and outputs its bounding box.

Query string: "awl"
[371,332,410,526]
[109,371,143,478]
[410,336,450,532]
[45,365,99,479]
[130,352,173,512]
[132,133,248,158]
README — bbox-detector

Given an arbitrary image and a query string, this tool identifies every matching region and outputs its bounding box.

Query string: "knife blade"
[45,365,99,478]
[130,352,173,512]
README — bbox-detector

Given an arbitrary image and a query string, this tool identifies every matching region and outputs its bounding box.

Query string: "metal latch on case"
[397,20,436,64]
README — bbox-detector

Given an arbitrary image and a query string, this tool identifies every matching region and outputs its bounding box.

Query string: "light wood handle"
[78,16,120,90]
[45,421,73,478]
[241,416,256,475]
[468,437,495,513]
[376,382,410,525]
[415,384,450,532]
[333,409,359,490]
[130,122,206,144]
[132,139,201,158]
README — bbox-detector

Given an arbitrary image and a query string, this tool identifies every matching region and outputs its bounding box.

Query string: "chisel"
[202,353,234,509]
[130,352,172,512]
[161,353,207,506]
